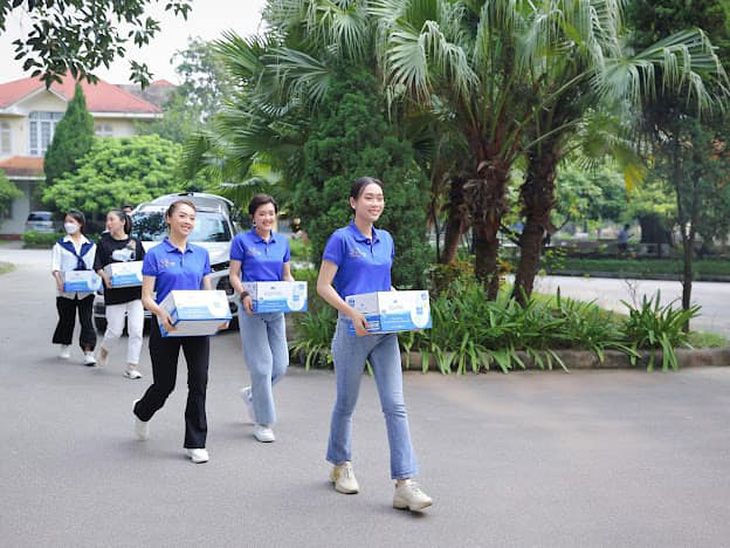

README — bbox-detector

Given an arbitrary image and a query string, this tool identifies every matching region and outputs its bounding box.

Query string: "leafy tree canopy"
[44,83,95,187]
[295,65,430,288]
[0,170,23,220]
[43,134,189,217]
[138,37,233,142]
[1,0,192,87]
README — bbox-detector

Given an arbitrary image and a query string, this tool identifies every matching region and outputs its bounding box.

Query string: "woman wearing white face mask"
[51,210,98,365]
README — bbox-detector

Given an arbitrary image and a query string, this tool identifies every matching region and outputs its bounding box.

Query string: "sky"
[0,0,268,85]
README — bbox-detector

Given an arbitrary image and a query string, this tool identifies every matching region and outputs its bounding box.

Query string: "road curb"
[399,347,730,372]
[547,269,730,283]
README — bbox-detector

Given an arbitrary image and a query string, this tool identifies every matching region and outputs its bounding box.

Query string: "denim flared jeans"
[326,318,418,479]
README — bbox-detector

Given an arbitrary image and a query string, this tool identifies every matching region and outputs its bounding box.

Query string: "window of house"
[0,121,10,155]
[29,111,63,156]
[94,124,114,138]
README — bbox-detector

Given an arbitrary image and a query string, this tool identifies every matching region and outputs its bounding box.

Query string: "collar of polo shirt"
[162,236,193,254]
[348,221,381,244]
[250,227,277,244]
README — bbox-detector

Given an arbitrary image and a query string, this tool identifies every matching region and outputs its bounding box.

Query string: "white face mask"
[64,222,80,235]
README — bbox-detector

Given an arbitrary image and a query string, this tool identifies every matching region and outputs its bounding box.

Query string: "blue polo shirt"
[230,229,290,282]
[142,237,211,303]
[322,222,394,300]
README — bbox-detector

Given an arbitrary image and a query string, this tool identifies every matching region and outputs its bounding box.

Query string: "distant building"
[0,74,161,238]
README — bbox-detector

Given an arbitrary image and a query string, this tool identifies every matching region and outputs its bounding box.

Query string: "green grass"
[0,262,14,275]
[547,258,730,277]
[688,331,728,348]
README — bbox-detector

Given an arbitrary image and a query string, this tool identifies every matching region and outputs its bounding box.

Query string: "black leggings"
[53,295,96,350]
[134,325,210,449]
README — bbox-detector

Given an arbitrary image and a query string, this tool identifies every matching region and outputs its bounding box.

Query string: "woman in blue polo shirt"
[132,199,223,465]
[229,194,294,443]
[316,177,433,512]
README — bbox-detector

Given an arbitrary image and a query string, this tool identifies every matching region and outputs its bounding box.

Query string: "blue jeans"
[327,319,419,479]
[238,312,289,425]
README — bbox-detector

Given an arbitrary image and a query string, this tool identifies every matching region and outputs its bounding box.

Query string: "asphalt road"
[2,248,730,547]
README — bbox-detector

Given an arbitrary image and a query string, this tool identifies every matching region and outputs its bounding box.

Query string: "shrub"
[23,231,63,248]
[621,293,700,372]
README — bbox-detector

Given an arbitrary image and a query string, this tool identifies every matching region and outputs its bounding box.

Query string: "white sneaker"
[59,345,71,360]
[186,448,209,464]
[132,399,149,441]
[330,462,359,494]
[124,365,143,379]
[393,481,433,511]
[96,346,109,368]
[83,351,96,367]
[239,386,255,423]
[253,424,275,443]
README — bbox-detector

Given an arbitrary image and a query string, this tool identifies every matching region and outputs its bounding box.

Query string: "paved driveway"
[2,248,730,547]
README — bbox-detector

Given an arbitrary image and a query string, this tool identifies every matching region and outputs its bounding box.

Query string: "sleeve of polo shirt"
[283,236,291,263]
[322,231,344,266]
[230,234,245,262]
[203,250,211,276]
[142,250,158,277]
[390,233,395,260]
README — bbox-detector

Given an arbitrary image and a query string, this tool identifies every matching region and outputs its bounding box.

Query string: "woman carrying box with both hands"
[316,177,432,512]
[51,209,98,366]
[93,209,146,379]
[132,198,226,465]
[229,194,294,444]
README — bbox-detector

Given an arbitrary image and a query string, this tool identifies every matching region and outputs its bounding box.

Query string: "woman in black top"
[94,209,146,379]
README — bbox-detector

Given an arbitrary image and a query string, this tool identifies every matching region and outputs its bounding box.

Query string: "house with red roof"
[0,74,165,237]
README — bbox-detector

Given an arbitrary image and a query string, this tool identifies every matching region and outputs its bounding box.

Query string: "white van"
[93,192,240,332]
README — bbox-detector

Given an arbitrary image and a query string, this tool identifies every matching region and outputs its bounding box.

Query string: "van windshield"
[131,211,231,242]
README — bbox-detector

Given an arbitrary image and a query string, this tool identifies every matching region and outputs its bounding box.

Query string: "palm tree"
[512,1,728,302]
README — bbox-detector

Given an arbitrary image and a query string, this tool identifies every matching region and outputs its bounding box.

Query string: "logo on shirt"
[246,249,262,257]
[348,247,367,258]
[159,258,177,269]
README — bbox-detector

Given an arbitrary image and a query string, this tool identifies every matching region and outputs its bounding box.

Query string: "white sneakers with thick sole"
[331,462,360,494]
[393,482,433,511]
[186,448,209,464]
[253,424,275,443]
[59,345,71,360]
[132,399,149,441]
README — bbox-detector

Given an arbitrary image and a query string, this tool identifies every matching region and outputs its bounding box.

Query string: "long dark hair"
[350,177,384,200]
[108,209,132,235]
[64,209,86,234]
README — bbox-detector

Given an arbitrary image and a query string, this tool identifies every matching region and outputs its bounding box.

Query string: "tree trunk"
[440,175,468,264]
[513,144,559,304]
[470,164,509,300]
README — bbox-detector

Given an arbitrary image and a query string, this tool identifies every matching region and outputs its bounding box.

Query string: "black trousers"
[134,325,210,449]
[53,295,97,350]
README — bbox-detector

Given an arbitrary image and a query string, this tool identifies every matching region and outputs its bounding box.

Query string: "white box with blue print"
[103,261,143,288]
[62,271,102,293]
[158,290,232,337]
[241,281,308,313]
[346,290,431,334]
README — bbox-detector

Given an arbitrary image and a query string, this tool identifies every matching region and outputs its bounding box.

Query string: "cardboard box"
[241,281,308,313]
[103,261,143,288]
[158,290,232,337]
[345,290,431,334]
[63,270,102,293]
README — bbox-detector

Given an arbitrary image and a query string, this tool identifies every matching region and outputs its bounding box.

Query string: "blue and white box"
[63,270,102,293]
[158,290,232,337]
[104,261,143,288]
[346,290,431,334]
[241,281,308,313]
